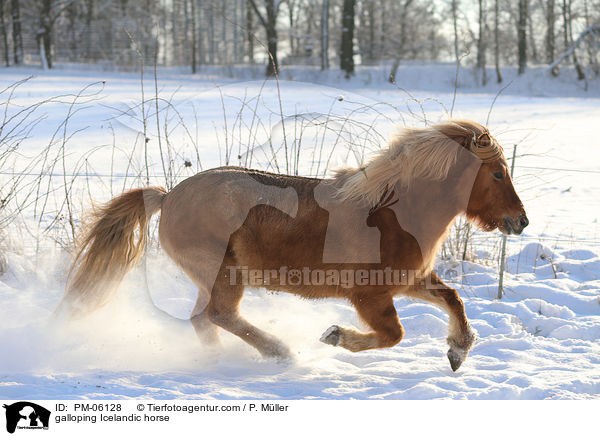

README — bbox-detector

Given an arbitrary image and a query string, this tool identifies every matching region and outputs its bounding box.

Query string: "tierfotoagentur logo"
[225,266,453,289]
[3,402,50,434]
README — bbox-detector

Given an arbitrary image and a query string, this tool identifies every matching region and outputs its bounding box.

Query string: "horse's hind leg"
[190,286,220,346]
[320,291,404,352]
[405,271,476,371]
[207,269,292,361]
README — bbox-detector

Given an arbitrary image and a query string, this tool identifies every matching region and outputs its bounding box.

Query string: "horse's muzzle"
[503,214,529,235]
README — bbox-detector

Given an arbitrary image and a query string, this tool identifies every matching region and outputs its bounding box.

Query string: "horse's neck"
[388,179,466,265]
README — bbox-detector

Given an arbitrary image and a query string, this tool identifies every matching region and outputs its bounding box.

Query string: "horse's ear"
[2,405,6,408]
[474,132,491,148]
[436,122,476,150]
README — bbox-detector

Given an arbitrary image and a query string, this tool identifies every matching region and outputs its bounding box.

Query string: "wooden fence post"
[497,144,518,299]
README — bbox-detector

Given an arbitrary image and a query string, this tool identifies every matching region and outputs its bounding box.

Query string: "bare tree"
[451,0,460,65]
[38,0,53,69]
[171,0,181,64]
[364,0,376,63]
[517,0,527,74]
[10,0,22,64]
[246,0,255,64]
[0,0,597,78]
[198,0,205,65]
[379,1,385,59]
[477,0,487,85]
[233,0,241,62]
[207,1,215,64]
[321,0,329,70]
[191,0,197,72]
[549,25,600,72]
[545,0,556,63]
[286,0,297,57]
[340,0,355,78]
[582,0,598,75]
[527,2,538,63]
[248,0,280,76]
[221,0,228,64]
[562,0,585,80]
[84,0,93,60]
[0,0,8,66]
[388,0,414,83]
[494,0,502,82]
[36,0,81,69]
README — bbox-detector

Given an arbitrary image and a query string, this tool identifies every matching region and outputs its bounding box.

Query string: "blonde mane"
[335,120,492,205]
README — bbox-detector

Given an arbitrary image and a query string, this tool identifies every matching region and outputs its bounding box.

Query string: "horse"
[58,119,528,372]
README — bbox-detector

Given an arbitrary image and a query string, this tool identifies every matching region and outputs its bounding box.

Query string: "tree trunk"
[527,7,538,63]
[265,0,278,76]
[106,3,114,62]
[389,0,413,83]
[305,2,313,55]
[161,0,167,65]
[321,0,329,70]
[248,0,279,76]
[66,2,77,61]
[288,0,295,57]
[234,0,240,61]
[340,0,355,78]
[183,0,190,64]
[477,0,487,85]
[548,25,600,72]
[545,0,555,63]
[379,1,385,58]
[0,0,9,66]
[494,0,502,82]
[265,23,278,76]
[171,0,177,64]
[246,0,254,64]
[85,0,94,60]
[39,0,53,69]
[451,0,460,64]
[10,0,22,64]
[198,0,205,64]
[367,0,375,63]
[389,58,400,83]
[191,0,197,72]
[208,1,215,64]
[562,0,585,80]
[222,0,227,64]
[583,0,598,75]
[42,30,52,69]
[517,0,527,74]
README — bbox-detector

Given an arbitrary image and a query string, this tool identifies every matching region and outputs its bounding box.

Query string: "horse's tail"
[57,186,167,318]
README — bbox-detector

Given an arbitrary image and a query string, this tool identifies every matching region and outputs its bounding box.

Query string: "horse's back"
[157,167,328,274]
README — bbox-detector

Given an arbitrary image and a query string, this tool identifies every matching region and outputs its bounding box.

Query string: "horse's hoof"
[320,325,341,346]
[261,344,294,365]
[274,353,296,366]
[447,348,468,372]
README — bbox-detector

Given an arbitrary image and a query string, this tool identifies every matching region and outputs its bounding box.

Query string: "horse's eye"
[493,171,504,180]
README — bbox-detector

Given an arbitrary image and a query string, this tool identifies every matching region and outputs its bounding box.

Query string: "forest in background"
[0,0,599,83]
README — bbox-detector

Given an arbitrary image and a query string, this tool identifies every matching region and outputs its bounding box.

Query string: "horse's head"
[464,128,528,235]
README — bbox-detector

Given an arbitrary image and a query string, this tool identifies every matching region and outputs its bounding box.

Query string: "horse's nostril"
[519,215,529,229]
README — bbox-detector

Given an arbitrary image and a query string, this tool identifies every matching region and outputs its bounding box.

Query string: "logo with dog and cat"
[2,402,50,434]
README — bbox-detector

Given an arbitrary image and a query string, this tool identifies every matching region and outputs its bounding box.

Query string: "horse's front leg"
[406,271,476,371]
[320,291,404,352]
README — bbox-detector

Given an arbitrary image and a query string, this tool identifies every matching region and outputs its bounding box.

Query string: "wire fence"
[3,163,599,178]
[2,75,599,301]
[2,162,598,245]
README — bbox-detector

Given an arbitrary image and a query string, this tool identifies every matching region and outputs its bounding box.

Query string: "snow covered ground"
[0,65,599,399]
